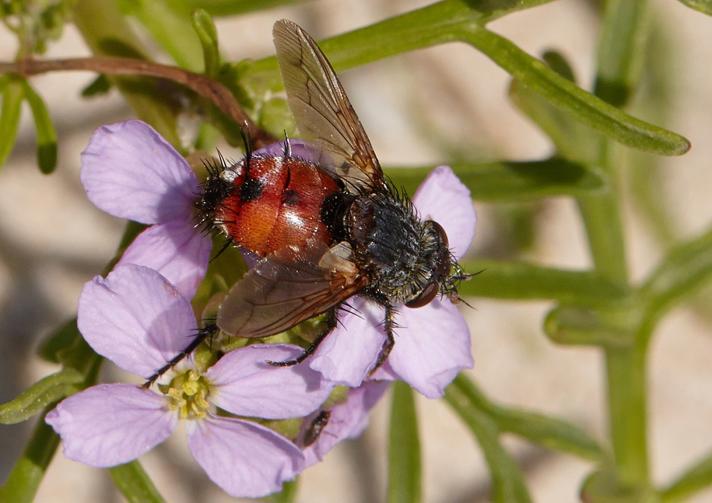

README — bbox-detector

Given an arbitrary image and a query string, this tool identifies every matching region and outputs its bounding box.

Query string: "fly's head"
[405,220,468,308]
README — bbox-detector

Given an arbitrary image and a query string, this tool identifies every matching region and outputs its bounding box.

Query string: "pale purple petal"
[118,221,211,300]
[412,165,476,259]
[206,344,332,419]
[80,120,198,224]
[256,139,325,164]
[309,297,385,387]
[388,299,472,398]
[46,384,175,467]
[77,265,198,378]
[188,416,303,498]
[301,381,389,467]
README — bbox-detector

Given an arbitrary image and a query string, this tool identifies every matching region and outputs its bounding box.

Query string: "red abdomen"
[216,156,340,256]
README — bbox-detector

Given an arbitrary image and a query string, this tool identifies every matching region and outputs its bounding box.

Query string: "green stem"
[0,415,60,503]
[109,462,165,503]
[388,382,421,503]
[585,0,651,491]
[603,343,649,486]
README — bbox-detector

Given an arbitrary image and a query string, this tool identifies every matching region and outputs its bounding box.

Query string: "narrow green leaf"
[0,78,24,167]
[496,408,604,461]
[386,158,604,202]
[444,377,531,503]
[185,0,553,18]
[459,26,690,156]
[80,74,112,97]
[458,259,628,304]
[239,0,556,93]
[192,9,220,77]
[388,382,421,503]
[453,375,604,461]
[640,226,712,320]
[21,81,58,174]
[544,305,638,348]
[509,67,600,163]
[676,0,712,16]
[119,0,203,71]
[109,461,165,503]
[268,479,299,503]
[594,0,649,107]
[661,452,712,502]
[0,413,60,503]
[0,369,83,424]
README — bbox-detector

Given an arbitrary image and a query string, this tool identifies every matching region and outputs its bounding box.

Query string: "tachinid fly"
[164,19,469,380]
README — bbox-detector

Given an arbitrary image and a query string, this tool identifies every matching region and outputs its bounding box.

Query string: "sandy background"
[1,0,712,501]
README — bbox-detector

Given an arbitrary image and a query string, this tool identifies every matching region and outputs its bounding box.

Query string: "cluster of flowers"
[47,121,476,497]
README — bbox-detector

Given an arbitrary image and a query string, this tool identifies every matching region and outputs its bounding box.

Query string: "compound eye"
[430,220,449,248]
[406,281,438,308]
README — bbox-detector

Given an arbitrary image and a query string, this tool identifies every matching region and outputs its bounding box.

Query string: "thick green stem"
[0,416,60,503]
[603,343,649,486]
[585,0,651,492]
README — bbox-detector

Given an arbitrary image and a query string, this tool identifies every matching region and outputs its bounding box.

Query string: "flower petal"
[256,139,325,164]
[412,165,476,259]
[309,298,385,387]
[77,264,198,378]
[387,298,473,398]
[80,120,198,224]
[46,384,175,467]
[118,221,211,300]
[188,416,303,498]
[206,344,332,419]
[301,381,389,467]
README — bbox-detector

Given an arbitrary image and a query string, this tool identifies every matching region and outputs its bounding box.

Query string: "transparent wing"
[273,19,384,192]
[217,242,367,338]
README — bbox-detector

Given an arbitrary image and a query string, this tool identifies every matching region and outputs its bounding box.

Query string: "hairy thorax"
[345,192,444,305]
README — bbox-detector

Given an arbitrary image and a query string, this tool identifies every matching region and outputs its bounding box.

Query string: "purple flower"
[47,264,333,498]
[308,166,477,398]
[80,120,211,299]
[298,381,389,467]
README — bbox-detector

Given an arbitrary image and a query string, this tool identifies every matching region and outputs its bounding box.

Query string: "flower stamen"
[165,369,212,419]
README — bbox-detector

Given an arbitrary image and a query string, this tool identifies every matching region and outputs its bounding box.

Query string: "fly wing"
[217,242,367,338]
[273,19,384,193]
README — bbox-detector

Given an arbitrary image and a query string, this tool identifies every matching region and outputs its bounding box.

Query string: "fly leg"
[267,308,338,367]
[369,304,395,375]
[143,323,218,388]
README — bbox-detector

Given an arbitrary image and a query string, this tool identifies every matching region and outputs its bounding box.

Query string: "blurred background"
[1,0,712,501]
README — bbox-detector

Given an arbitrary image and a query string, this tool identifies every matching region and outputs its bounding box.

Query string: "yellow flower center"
[164,369,212,420]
